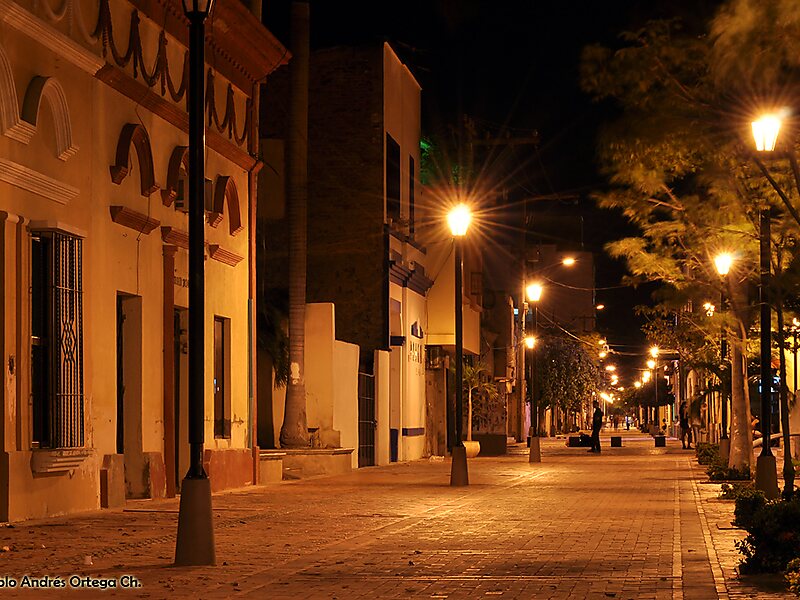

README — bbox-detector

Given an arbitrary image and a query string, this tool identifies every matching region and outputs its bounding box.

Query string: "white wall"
[333,341,359,468]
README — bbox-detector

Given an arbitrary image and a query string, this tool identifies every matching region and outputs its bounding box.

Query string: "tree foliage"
[535,337,599,414]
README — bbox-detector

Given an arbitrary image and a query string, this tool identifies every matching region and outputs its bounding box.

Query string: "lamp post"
[448,204,471,486]
[714,253,733,461]
[649,346,659,433]
[174,0,216,566]
[751,116,781,498]
[526,282,543,462]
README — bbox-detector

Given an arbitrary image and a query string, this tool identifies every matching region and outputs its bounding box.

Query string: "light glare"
[714,253,733,276]
[447,204,471,237]
[752,115,781,152]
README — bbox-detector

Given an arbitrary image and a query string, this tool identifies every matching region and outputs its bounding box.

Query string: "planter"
[654,435,666,447]
[611,436,622,447]
[463,441,481,458]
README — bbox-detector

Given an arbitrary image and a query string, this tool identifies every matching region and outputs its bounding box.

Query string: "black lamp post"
[175,0,216,566]
[714,253,733,460]
[755,208,780,498]
[448,204,470,486]
[526,283,542,462]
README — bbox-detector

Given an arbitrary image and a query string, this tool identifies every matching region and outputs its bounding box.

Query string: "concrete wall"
[333,341,360,469]
[375,349,391,466]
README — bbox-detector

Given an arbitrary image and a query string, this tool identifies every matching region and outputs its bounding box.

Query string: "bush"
[786,558,800,596]
[737,497,800,574]
[733,488,767,528]
[720,482,754,500]
[707,459,751,481]
[696,442,720,466]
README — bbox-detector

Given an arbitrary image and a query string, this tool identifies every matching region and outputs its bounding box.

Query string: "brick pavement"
[0,433,792,599]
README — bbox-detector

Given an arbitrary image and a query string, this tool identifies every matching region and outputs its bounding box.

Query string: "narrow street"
[0,434,790,599]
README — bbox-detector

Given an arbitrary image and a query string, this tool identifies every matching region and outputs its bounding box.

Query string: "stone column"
[163,245,178,497]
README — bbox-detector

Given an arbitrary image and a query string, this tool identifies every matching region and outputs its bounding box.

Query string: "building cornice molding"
[161,225,188,249]
[110,205,160,235]
[0,157,78,204]
[208,244,243,267]
[0,0,105,75]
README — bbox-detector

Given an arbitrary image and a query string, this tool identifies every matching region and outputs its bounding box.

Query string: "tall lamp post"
[448,204,471,486]
[175,0,216,566]
[526,282,543,462]
[752,116,781,498]
[649,346,659,432]
[714,253,733,461]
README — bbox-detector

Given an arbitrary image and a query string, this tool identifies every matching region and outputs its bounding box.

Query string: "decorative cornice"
[161,145,188,206]
[0,157,78,204]
[110,205,160,235]
[96,65,258,172]
[0,0,105,75]
[110,123,159,196]
[207,244,243,267]
[21,76,79,161]
[160,226,189,249]
[0,41,36,143]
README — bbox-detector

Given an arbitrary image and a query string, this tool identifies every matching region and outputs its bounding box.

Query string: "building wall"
[305,46,387,356]
[0,0,274,520]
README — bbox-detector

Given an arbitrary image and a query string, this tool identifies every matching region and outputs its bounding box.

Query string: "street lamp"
[175,0,216,567]
[526,282,543,462]
[752,119,780,499]
[449,204,471,486]
[715,252,733,461]
[649,347,660,433]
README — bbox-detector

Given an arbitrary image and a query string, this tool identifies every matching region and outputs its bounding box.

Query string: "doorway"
[116,294,144,498]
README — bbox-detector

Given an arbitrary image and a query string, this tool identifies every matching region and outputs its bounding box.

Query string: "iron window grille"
[31,231,84,448]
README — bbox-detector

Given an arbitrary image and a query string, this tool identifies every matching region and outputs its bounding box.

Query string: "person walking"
[589,400,603,454]
[679,401,691,449]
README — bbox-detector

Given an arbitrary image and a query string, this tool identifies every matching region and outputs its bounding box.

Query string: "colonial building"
[0,0,287,520]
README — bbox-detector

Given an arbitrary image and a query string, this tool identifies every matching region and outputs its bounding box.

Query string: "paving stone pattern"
[0,433,792,599]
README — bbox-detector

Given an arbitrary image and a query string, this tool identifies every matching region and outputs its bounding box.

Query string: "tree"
[578,12,800,473]
[461,361,500,441]
[535,337,599,434]
[280,2,310,448]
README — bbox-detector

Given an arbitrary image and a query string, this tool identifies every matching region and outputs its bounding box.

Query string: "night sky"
[263,0,723,378]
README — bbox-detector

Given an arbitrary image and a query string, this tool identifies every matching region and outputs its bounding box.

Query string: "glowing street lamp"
[634,381,642,389]
[449,204,471,486]
[605,365,616,372]
[562,256,576,266]
[647,359,656,370]
[752,114,782,152]
[650,346,660,359]
[714,253,733,276]
[526,282,543,302]
[524,335,536,349]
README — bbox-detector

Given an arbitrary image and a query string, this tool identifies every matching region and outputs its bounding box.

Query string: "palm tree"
[462,361,499,441]
[280,1,310,448]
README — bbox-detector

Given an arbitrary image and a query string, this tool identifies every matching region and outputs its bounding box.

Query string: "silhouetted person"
[679,401,691,449]
[589,400,603,453]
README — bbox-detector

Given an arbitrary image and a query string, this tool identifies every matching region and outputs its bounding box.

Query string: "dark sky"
[263,0,722,377]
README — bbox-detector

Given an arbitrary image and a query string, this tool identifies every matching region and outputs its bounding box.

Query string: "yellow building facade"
[0,0,287,521]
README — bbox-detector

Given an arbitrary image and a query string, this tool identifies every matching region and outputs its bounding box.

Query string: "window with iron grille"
[31,232,84,448]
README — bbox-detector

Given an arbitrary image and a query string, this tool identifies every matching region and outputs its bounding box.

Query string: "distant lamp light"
[647,359,656,369]
[562,256,576,266]
[524,336,536,349]
[526,282,543,302]
[599,351,607,359]
[703,302,716,317]
[649,346,660,358]
[605,365,616,372]
[752,114,782,152]
[642,371,651,382]
[447,204,472,237]
[634,381,642,389]
[598,339,607,346]
[596,304,605,310]
[714,253,733,276]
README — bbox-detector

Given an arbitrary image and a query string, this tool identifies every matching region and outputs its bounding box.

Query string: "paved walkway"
[0,433,791,599]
